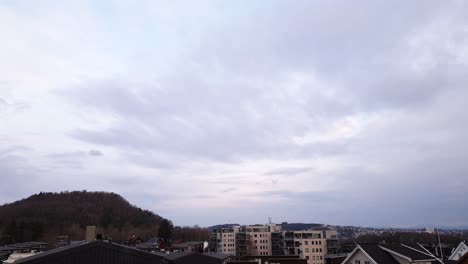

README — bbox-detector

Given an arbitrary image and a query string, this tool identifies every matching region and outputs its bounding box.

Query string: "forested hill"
[0,191,164,244]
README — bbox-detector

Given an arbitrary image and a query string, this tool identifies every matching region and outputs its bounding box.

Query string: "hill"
[0,191,164,244]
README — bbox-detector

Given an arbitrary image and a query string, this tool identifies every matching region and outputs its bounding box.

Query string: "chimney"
[85,226,97,242]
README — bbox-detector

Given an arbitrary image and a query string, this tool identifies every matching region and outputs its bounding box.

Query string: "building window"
[305,241,309,245]
[355,261,361,264]
[305,248,309,253]
[365,261,370,264]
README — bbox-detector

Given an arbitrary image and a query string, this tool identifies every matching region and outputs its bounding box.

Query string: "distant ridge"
[206,222,325,232]
[280,222,324,231]
[207,224,240,232]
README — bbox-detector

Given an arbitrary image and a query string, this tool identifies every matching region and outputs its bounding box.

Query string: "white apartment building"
[210,223,338,264]
[283,229,337,264]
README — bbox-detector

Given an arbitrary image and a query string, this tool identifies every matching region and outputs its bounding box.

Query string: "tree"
[3,220,18,243]
[158,219,174,243]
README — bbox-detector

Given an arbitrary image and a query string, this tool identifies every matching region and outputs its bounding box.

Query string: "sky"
[1,0,468,228]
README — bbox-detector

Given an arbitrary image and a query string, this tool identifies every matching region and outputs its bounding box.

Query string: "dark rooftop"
[172,241,204,248]
[359,244,400,264]
[0,251,11,261]
[13,240,171,264]
[165,251,231,264]
[381,244,435,261]
[0,242,47,252]
[164,251,192,260]
[136,242,159,250]
[203,252,232,260]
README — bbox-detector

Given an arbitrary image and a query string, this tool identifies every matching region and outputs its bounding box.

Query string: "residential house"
[449,241,467,261]
[203,252,233,264]
[229,255,308,264]
[325,253,349,264]
[172,242,205,253]
[341,244,437,264]
[0,252,11,264]
[0,242,47,263]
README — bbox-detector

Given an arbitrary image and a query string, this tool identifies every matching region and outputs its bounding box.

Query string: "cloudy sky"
[1,0,468,228]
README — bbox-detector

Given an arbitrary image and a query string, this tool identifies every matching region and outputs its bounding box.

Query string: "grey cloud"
[195,0,464,111]
[193,194,215,199]
[0,154,44,203]
[46,151,85,168]
[48,150,103,159]
[257,190,343,203]
[0,97,6,111]
[47,151,87,159]
[124,152,177,169]
[266,167,314,176]
[65,78,301,162]
[0,145,32,157]
[88,149,103,156]
[46,149,103,169]
[0,97,11,113]
[0,97,30,113]
[62,1,468,165]
[221,187,236,193]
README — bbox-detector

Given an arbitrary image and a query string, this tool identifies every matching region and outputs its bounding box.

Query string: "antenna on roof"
[417,243,444,264]
[268,217,272,224]
[437,228,444,259]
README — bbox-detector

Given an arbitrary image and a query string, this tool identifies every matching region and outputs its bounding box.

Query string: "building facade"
[210,224,338,264]
[450,241,468,261]
[282,229,338,264]
[341,243,437,264]
[213,227,239,255]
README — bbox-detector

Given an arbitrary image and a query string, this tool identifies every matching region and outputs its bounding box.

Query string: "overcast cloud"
[1,0,467,227]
